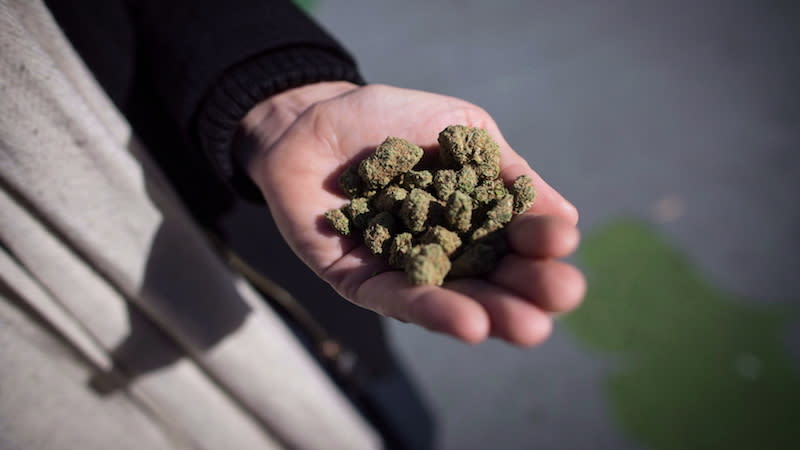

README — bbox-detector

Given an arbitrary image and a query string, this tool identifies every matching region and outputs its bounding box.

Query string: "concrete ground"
[308,1,800,449]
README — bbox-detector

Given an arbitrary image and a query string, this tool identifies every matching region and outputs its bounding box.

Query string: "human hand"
[242,82,585,346]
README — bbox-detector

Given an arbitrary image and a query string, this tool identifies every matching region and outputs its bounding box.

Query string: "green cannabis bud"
[473,179,508,205]
[437,125,474,167]
[470,136,501,179]
[324,208,350,236]
[400,188,434,233]
[450,231,509,278]
[388,232,414,269]
[419,225,462,256]
[457,165,479,194]
[486,194,513,225]
[359,137,424,189]
[438,125,500,179]
[345,197,373,229]
[372,185,408,212]
[406,244,451,286]
[399,170,433,190]
[510,174,536,214]
[446,191,473,233]
[364,212,397,255]
[324,125,535,285]
[433,169,457,200]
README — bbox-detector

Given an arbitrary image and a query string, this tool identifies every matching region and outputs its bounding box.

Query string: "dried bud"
[473,179,508,205]
[438,125,501,180]
[372,185,408,212]
[446,191,473,233]
[438,125,473,167]
[400,188,434,233]
[433,169,457,200]
[457,165,479,194]
[399,170,433,190]
[364,212,397,255]
[388,232,414,269]
[419,225,462,255]
[449,231,508,278]
[469,130,501,179]
[325,208,350,236]
[405,244,451,285]
[345,197,373,229]
[338,166,364,199]
[359,137,424,189]
[486,194,513,224]
[511,174,536,214]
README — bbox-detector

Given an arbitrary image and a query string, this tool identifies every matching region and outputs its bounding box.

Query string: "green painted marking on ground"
[563,219,800,450]
[293,0,317,13]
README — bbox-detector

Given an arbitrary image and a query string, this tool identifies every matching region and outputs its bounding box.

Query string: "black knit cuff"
[196,47,365,202]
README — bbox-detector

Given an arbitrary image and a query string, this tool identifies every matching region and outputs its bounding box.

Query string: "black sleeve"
[126,0,364,200]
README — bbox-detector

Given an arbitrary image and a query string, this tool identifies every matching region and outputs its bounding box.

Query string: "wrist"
[238,81,359,182]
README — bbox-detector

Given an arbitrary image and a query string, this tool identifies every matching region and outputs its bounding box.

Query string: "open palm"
[248,84,585,346]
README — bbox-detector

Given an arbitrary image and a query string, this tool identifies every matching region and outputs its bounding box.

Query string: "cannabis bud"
[358,137,424,189]
[325,125,536,285]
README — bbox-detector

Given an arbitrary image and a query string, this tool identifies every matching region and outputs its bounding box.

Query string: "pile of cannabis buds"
[325,125,536,285]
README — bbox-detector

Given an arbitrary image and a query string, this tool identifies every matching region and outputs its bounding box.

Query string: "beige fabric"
[0,1,382,449]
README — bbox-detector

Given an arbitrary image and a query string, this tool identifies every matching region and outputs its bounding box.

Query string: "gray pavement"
[313,1,800,449]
